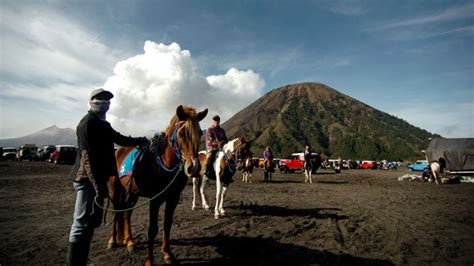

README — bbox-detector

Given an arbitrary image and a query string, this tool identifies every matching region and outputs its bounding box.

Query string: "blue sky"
[0,0,473,138]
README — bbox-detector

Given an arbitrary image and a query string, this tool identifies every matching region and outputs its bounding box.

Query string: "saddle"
[118,135,162,198]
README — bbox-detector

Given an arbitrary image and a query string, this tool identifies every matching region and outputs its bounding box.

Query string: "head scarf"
[89,99,110,120]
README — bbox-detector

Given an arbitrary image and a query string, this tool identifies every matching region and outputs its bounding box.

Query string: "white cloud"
[0,4,121,138]
[369,3,474,31]
[0,5,119,85]
[105,41,265,136]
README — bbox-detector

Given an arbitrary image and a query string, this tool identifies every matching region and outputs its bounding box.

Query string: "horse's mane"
[164,106,201,147]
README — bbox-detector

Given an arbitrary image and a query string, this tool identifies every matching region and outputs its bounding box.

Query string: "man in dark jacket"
[67,88,148,266]
[205,115,227,178]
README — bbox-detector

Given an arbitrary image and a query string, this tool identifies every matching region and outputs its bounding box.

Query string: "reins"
[94,163,184,213]
[94,124,186,215]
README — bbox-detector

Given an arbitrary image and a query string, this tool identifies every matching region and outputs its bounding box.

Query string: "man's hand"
[137,137,149,148]
[217,140,225,148]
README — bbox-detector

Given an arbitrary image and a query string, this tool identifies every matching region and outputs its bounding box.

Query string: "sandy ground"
[0,161,473,265]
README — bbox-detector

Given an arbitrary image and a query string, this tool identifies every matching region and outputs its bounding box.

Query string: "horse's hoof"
[163,251,176,264]
[127,244,135,252]
[107,242,117,249]
[145,258,154,266]
[191,206,196,211]
[214,214,220,219]
[204,205,210,210]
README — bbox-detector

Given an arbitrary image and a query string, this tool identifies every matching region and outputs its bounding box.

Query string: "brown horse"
[264,159,273,182]
[191,137,252,219]
[109,105,207,265]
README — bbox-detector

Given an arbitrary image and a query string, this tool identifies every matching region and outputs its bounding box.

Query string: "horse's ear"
[176,105,188,121]
[197,108,208,121]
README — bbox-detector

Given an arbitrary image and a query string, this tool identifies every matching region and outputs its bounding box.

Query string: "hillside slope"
[222,82,437,160]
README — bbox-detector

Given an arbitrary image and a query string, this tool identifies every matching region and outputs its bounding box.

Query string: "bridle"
[155,123,184,173]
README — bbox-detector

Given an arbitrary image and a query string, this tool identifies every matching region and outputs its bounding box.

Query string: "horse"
[430,158,446,185]
[304,153,323,183]
[263,159,273,182]
[109,105,207,265]
[241,151,254,183]
[191,137,251,219]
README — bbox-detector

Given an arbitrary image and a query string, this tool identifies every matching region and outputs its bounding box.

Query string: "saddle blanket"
[119,148,139,178]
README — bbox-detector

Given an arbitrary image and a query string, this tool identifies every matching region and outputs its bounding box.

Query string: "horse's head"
[167,105,208,177]
[224,136,252,161]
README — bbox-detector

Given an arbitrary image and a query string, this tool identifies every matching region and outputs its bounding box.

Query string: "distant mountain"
[222,82,439,160]
[0,125,76,148]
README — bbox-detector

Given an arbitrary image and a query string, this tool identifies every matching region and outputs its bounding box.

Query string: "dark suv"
[50,145,77,164]
[39,145,56,161]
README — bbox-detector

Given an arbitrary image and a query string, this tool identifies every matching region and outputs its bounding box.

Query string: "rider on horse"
[263,146,273,170]
[205,115,228,179]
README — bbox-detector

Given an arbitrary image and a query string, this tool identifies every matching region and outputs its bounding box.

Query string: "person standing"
[67,88,148,266]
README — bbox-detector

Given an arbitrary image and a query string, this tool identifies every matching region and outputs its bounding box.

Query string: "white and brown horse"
[241,151,254,183]
[110,105,207,265]
[430,158,446,185]
[191,137,251,219]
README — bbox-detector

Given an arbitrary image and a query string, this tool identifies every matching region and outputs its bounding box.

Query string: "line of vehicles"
[251,152,425,174]
[2,144,429,172]
[0,144,77,164]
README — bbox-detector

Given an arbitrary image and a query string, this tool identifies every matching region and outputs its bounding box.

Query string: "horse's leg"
[123,208,136,252]
[249,172,252,183]
[309,171,313,183]
[107,175,121,249]
[145,198,160,266]
[200,176,209,210]
[219,184,227,216]
[122,192,139,252]
[192,177,198,210]
[161,195,180,264]
[214,177,222,219]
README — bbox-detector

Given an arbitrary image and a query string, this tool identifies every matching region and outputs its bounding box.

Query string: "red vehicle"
[359,160,376,169]
[280,153,320,173]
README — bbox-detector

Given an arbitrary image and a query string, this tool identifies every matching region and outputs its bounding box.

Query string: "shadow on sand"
[317,180,349,184]
[229,204,348,220]
[173,235,394,265]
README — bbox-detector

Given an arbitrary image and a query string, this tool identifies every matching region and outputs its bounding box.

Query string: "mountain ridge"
[222,82,438,160]
[0,125,76,148]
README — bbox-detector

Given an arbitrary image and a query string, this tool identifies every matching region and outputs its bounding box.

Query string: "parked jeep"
[38,145,56,161]
[406,160,428,171]
[17,144,39,161]
[279,152,320,174]
[2,147,17,161]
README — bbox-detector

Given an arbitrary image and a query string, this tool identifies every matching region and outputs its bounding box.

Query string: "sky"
[0,0,473,138]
